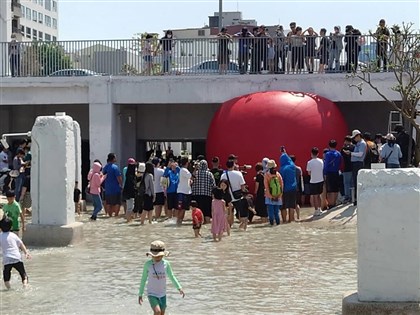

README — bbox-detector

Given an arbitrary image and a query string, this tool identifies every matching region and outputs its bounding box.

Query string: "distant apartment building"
[208,11,257,28]
[20,0,59,41]
[0,0,23,42]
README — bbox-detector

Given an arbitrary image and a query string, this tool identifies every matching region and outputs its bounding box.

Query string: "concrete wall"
[337,101,396,135]
[0,73,402,105]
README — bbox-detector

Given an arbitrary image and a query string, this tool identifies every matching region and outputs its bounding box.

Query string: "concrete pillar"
[24,114,83,246]
[88,79,119,164]
[343,168,420,314]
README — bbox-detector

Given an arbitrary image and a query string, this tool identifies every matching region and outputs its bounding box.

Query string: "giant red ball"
[206,91,349,190]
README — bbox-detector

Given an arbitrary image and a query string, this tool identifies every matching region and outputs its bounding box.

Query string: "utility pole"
[218,0,223,31]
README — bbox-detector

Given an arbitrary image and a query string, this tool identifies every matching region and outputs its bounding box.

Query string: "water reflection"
[0,216,356,315]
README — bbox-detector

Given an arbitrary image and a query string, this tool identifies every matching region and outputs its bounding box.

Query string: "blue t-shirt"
[324,150,342,173]
[163,167,180,194]
[103,163,122,195]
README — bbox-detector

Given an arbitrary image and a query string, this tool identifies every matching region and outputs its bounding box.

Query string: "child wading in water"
[211,187,226,241]
[0,217,31,289]
[138,240,185,315]
[191,200,204,238]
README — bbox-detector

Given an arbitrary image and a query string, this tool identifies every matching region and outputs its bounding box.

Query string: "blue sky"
[58,0,420,40]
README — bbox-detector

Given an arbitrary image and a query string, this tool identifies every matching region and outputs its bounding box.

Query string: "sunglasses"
[150,248,164,253]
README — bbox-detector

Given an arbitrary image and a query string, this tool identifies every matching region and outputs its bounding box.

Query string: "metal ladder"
[388,111,403,134]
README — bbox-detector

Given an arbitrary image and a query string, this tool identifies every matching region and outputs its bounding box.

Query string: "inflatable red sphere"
[206,91,349,190]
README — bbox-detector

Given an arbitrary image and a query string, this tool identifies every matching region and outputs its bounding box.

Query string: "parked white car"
[177,60,239,74]
[49,69,100,77]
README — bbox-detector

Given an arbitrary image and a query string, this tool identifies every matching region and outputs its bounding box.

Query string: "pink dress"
[211,199,226,235]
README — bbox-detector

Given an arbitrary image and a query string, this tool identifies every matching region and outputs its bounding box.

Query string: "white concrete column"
[88,79,119,164]
[357,168,420,302]
[31,114,76,225]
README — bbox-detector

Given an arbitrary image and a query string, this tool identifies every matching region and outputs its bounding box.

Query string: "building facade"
[20,0,58,41]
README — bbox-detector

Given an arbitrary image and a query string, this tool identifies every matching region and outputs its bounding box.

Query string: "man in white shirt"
[220,160,246,221]
[176,157,192,225]
[0,146,9,170]
[306,147,324,216]
[221,161,246,200]
[152,157,165,220]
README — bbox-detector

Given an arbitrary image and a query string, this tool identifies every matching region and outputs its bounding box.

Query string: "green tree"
[349,22,420,166]
[21,41,72,76]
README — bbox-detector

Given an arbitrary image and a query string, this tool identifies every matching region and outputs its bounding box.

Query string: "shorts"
[233,199,248,218]
[167,193,178,210]
[192,195,212,218]
[105,193,121,206]
[282,191,296,209]
[134,194,143,213]
[143,194,154,211]
[310,182,324,195]
[192,223,202,230]
[154,192,165,206]
[326,172,340,193]
[148,295,166,311]
[177,193,191,210]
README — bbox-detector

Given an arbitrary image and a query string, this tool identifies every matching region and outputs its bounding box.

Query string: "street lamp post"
[218,0,223,31]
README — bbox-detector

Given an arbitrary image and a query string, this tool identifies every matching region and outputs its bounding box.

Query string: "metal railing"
[0,35,413,78]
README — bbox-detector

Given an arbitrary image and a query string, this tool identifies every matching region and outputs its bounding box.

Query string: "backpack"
[136,175,146,197]
[365,142,379,166]
[269,176,282,198]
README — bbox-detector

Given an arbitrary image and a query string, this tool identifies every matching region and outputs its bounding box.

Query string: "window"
[21,25,25,35]
[26,27,31,39]
[39,0,43,5]
[38,31,43,40]
[21,5,25,18]
[45,33,51,41]
[52,1,57,12]
[53,36,57,41]
[45,0,51,10]
[32,10,37,21]
[32,0,37,3]
[26,8,31,20]
[45,15,51,27]
[33,29,37,40]
[38,12,43,23]
[52,18,57,29]
[198,30,205,36]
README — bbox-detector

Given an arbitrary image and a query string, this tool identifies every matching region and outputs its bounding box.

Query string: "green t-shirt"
[4,200,22,231]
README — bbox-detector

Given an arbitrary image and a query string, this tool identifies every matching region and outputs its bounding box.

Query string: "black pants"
[346,49,359,72]
[3,261,27,282]
[351,161,364,202]
[274,49,286,73]
[10,54,20,77]
[376,43,388,70]
[238,51,249,74]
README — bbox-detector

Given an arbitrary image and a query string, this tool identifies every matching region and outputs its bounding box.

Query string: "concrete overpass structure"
[0,73,401,175]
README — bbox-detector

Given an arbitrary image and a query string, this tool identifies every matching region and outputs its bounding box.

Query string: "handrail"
[0,34,414,77]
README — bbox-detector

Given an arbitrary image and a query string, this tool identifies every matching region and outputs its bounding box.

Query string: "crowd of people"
[0,124,417,295]
[81,124,416,240]
[139,18,397,75]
